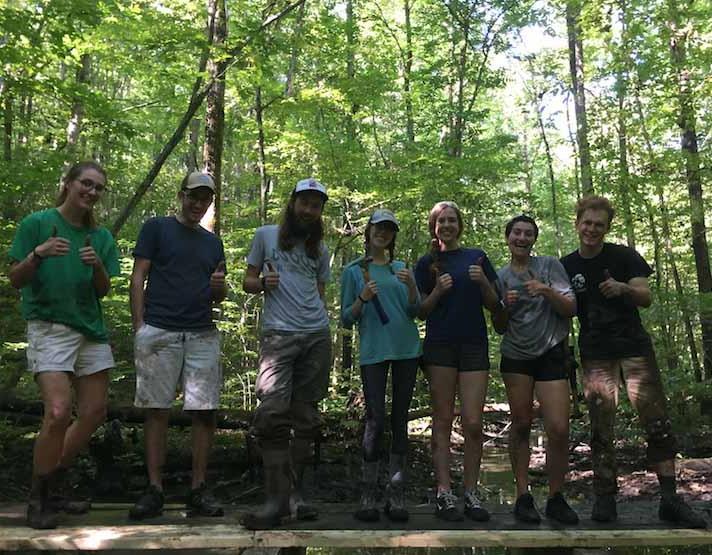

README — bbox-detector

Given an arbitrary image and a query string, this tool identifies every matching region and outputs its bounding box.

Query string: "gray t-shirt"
[497,256,573,359]
[247,225,330,332]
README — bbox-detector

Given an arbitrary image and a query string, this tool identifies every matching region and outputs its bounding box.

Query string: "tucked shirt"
[414,247,497,344]
[9,208,120,342]
[133,216,226,331]
[561,243,653,359]
[497,256,573,359]
[247,225,330,332]
[341,257,422,365]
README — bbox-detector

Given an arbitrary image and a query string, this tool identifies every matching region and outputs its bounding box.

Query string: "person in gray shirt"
[492,215,578,525]
[241,178,331,530]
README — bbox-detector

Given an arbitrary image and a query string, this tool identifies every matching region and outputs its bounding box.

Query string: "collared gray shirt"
[247,225,330,332]
[497,256,573,359]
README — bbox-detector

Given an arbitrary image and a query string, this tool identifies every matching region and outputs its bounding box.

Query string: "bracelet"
[358,294,368,304]
[32,248,44,261]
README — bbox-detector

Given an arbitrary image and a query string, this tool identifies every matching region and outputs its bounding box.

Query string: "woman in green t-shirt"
[340,209,421,523]
[8,161,120,529]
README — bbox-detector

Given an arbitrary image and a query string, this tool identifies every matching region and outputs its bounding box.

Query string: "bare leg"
[59,370,109,467]
[503,373,535,497]
[458,371,489,491]
[144,409,170,489]
[190,410,216,488]
[427,365,458,492]
[33,373,73,476]
[535,379,571,496]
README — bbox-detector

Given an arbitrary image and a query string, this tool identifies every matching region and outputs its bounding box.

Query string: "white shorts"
[26,320,115,377]
[133,323,222,410]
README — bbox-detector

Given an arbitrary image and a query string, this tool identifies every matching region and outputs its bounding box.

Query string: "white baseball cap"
[293,178,328,200]
[369,209,399,231]
[183,171,216,192]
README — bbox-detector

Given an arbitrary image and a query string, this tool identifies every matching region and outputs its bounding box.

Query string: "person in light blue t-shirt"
[341,209,421,523]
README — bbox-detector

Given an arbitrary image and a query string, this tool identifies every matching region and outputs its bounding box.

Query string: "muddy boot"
[354,460,380,522]
[384,453,408,522]
[659,494,708,529]
[48,467,91,515]
[241,448,291,530]
[27,474,58,530]
[289,437,318,521]
[591,494,617,522]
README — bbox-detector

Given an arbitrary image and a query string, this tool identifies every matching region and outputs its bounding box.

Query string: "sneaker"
[464,489,490,522]
[129,485,164,520]
[659,494,707,529]
[435,490,464,522]
[513,492,540,524]
[591,494,617,522]
[545,492,579,525]
[186,483,224,517]
[354,485,379,522]
[384,482,409,522]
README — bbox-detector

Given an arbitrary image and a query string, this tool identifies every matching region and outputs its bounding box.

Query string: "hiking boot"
[186,483,224,517]
[659,494,707,529]
[384,453,408,522]
[26,475,58,530]
[435,490,464,522]
[48,467,91,514]
[513,492,540,524]
[591,494,617,522]
[464,488,490,522]
[289,437,318,521]
[545,492,579,525]
[354,460,380,522]
[240,448,291,530]
[129,485,164,520]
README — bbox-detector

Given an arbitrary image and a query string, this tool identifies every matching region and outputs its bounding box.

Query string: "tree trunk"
[202,0,227,236]
[403,0,415,145]
[66,54,92,158]
[537,104,562,257]
[669,0,712,380]
[284,0,306,98]
[255,86,269,224]
[3,86,11,162]
[566,0,593,195]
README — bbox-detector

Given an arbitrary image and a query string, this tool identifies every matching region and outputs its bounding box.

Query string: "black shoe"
[591,494,617,522]
[48,494,91,515]
[384,483,409,523]
[464,489,490,522]
[26,500,58,530]
[187,483,224,517]
[129,485,164,520]
[354,486,379,522]
[435,490,464,522]
[513,492,541,524]
[545,492,579,525]
[659,495,707,529]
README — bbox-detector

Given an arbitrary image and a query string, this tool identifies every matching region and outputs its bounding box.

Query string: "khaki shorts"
[26,320,115,377]
[134,323,222,410]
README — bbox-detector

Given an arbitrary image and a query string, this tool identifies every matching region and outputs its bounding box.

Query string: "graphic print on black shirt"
[561,243,653,359]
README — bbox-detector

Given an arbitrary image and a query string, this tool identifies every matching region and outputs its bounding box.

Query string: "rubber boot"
[240,448,291,530]
[26,474,58,529]
[354,460,380,522]
[384,453,409,522]
[289,437,319,521]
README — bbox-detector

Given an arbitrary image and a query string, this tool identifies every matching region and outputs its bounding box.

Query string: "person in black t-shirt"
[561,196,706,528]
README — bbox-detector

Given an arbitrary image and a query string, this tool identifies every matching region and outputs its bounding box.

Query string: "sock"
[658,475,676,500]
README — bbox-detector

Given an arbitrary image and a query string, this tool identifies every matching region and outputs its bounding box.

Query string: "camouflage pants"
[251,328,331,450]
[582,354,677,495]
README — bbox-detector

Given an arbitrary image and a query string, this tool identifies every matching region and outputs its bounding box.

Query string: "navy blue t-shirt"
[133,216,226,331]
[414,248,497,344]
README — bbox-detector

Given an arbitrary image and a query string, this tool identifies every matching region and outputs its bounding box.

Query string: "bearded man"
[241,178,331,529]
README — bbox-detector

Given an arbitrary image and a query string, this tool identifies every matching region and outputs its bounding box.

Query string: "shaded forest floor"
[1,406,711,513]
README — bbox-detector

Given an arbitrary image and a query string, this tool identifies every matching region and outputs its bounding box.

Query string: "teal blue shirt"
[340,257,422,365]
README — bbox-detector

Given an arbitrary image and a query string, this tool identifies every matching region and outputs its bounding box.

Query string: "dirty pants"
[582,354,677,495]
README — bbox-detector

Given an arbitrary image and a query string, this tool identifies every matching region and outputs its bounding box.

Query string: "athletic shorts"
[134,323,222,410]
[422,340,489,372]
[500,341,568,382]
[26,320,114,377]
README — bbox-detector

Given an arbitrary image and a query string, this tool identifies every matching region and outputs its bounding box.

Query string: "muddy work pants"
[252,328,331,450]
[582,354,677,496]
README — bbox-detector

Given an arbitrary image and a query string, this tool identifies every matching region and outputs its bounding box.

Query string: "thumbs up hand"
[468,256,486,284]
[210,260,227,290]
[79,234,101,267]
[36,224,70,259]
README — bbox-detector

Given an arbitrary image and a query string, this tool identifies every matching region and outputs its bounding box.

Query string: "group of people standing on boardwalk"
[9,162,707,531]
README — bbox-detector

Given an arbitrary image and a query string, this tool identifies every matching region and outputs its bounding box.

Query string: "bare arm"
[129,257,151,331]
[8,254,42,289]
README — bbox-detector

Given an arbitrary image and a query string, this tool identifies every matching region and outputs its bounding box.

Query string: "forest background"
[1,0,711,499]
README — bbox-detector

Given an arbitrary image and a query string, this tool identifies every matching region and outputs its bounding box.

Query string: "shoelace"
[465,490,482,508]
[438,490,458,510]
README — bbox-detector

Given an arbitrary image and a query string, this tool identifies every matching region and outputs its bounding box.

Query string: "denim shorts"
[422,340,489,372]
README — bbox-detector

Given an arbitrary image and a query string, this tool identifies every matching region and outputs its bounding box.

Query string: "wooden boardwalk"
[0,502,710,551]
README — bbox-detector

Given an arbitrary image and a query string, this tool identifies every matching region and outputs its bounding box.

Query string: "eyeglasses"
[183,190,214,204]
[78,178,107,193]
